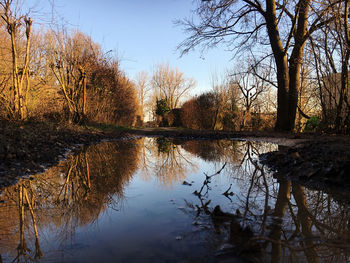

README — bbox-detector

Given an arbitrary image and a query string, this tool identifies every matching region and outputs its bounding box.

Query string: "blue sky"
[37,0,234,94]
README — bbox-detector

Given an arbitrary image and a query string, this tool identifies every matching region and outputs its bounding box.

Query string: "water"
[0,138,349,262]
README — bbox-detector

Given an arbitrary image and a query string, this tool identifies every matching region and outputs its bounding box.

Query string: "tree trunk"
[287,0,311,131]
[20,17,32,120]
[336,51,350,131]
[9,24,21,119]
[265,0,311,131]
[265,0,290,131]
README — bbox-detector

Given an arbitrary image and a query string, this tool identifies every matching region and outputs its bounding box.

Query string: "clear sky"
[36,0,234,94]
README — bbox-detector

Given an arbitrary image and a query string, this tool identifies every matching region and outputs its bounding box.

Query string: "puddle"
[0,138,349,262]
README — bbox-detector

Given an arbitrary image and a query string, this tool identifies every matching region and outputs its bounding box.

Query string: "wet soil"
[260,136,350,200]
[1,122,349,197]
[0,121,119,187]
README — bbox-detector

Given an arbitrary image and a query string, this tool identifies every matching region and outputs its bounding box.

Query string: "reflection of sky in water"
[0,138,349,263]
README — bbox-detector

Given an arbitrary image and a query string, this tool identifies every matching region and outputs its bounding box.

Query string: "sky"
[34,0,234,94]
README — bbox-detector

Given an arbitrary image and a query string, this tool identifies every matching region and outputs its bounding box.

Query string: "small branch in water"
[215,162,227,175]
[194,162,227,198]
[222,184,234,199]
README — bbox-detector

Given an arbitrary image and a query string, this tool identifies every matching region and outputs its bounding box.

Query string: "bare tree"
[336,0,350,130]
[151,63,196,110]
[47,30,96,123]
[135,71,151,121]
[178,0,334,131]
[0,0,32,120]
[230,59,269,129]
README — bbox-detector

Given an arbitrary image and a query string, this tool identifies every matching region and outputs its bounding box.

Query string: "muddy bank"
[261,136,350,199]
[0,121,119,187]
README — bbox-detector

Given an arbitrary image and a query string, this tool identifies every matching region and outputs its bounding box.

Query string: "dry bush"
[0,27,139,125]
[0,29,13,119]
[181,91,276,131]
[181,92,219,130]
[196,92,218,129]
[181,98,200,129]
[87,60,139,126]
[0,26,64,121]
[0,12,142,126]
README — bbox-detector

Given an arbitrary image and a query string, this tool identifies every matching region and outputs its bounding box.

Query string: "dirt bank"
[260,136,350,200]
[126,127,308,146]
[0,121,117,187]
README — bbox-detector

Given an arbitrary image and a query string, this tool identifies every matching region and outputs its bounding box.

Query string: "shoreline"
[1,122,349,197]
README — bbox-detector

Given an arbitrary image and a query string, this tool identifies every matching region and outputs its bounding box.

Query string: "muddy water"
[0,138,349,262]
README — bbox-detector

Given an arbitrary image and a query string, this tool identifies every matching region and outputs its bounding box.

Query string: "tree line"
[1,0,350,133]
[0,0,139,125]
[135,0,350,133]
[176,0,350,133]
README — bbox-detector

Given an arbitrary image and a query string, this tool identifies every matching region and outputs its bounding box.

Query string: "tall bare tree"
[178,0,334,131]
[337,0,350,130]
[151,63,195,110]
[0,0,32,120]
[135,71,151,120]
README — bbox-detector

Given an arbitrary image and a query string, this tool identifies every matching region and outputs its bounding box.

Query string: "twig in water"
[194,162,227,198]
[222,184,234,198]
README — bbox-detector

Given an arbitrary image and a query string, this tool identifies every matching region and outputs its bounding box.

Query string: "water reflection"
[138,137,198,187]
[0,140,140,262]
[0,138,349,262]
[179,140,350,262]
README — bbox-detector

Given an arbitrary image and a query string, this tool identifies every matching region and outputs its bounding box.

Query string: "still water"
[0,138,349,262]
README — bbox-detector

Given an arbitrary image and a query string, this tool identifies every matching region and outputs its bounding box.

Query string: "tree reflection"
[0,140,140,262]
[12,183,43,262]
[138,137,198,187]
[241,145,349,262]
[180,140,350,262]
[181,140,228,162]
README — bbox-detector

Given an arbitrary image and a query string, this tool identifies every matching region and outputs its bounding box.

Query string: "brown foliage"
[0,24,138,125]
[87,60,139,126]
[181,97,200,129]
[181,92,219,130]
[181,91,274,131]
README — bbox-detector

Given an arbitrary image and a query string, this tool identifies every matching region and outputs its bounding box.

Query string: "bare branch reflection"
[0,140,141,262]
[180,140,350,262]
